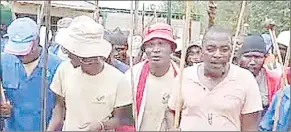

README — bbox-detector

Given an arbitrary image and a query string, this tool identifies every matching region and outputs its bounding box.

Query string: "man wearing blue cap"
[0,17,61,131]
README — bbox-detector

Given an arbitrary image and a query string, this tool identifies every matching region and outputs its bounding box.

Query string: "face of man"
[17,39,41,64]
[66,49,104,75]
[186,45,202,66]
[238,51,265,76]
[278,44,288,62]
[202,34,232,74]
[144,38,173,66]
[110,44,128,62]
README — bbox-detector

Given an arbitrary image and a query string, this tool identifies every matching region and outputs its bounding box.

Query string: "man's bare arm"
[47,95,65,131]
[102,104,133,130]
[241,111,261,131]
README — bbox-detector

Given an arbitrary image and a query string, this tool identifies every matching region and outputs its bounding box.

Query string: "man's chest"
[183,82,245,114]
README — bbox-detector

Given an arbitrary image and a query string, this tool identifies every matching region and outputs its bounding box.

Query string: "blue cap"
[4,17,39,55]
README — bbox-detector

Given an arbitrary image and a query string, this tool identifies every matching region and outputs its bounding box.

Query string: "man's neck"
[149,61,171,77]
[203,63,230,80]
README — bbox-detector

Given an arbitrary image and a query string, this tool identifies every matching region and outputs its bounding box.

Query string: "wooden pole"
[142,3,145,32]
[129,0,138,130]
[230,1,247,63]
[134,0,139,35]
[94,0,99,23]
[40,0,50,131]
[207,1,216,27]
[37,1,45,28]
[174,1,191,128]
[0,83,6,104]
[167,1,172,25]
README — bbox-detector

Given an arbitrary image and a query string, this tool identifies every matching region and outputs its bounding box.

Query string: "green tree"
[159,1,290,35]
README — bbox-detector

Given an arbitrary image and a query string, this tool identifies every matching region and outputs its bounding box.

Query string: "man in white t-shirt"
[126,23,179,131]
[46,16,133,131]
[166,26,263,131]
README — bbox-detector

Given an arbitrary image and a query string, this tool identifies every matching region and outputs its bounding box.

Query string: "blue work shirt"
[1,39,5,52]
[48,43,60,55]
[259,85,290,131]
[110,58,129,73]
[1,51,61,131]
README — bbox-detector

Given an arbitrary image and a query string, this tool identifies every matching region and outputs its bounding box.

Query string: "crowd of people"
[0,15,290,131]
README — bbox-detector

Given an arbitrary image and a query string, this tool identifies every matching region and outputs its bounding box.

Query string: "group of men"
[0,14,290,131]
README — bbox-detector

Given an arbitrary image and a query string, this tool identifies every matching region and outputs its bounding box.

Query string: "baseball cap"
[4,17,39,55]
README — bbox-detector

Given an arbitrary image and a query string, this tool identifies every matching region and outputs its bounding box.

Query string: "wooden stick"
[129,0,138,130]
[94,0,99,23]
[230,1,247,63]
[0,83,6,104]
[37,1,45,28]
[40,0,51,131]
[174,1,191,128]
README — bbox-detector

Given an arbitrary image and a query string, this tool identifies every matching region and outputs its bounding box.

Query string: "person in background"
[185,40,203,67]
[259,85,290,131]
[237,35,282,116]
[276,30,290,84]
[0,17,61,131]
[104,31,129,73]
[49,17,73,60]
[47,16,132,131]
[167,26,262,131]
[110,27,129,64]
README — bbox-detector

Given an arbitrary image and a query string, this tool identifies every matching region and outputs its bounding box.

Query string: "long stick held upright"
[40,0,51,131]
[230,1,247,63]
[129,0,138,129]
[174,1,191,128]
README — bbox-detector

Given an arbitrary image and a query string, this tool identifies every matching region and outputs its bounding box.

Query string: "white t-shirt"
[50,61,132,131]
[22,58,40,77]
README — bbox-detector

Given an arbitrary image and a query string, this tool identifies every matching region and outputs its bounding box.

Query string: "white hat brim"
[58,28,112,58]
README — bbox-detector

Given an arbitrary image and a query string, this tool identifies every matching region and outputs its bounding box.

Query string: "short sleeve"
[241,72,263,114]
[50,62,65,97]
[168,78,181,110]
[114,76,133,108]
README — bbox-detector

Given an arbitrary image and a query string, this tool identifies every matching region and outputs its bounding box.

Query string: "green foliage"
[160,1,291,35]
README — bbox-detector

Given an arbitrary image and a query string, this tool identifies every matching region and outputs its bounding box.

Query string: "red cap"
[142,23,176,50]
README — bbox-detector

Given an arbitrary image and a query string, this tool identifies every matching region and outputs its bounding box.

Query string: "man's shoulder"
[46,52,62,70]
[230,64,254,78]
[110,59,129,73]
[105,62,126,79]
[1,52,19,63]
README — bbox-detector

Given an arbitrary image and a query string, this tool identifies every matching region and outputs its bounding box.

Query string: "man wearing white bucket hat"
[125,23,179,131]
[47,16,133,131]
[277,30,290,64]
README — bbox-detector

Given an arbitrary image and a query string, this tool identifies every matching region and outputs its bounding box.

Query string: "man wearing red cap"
[125,23,179,131]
